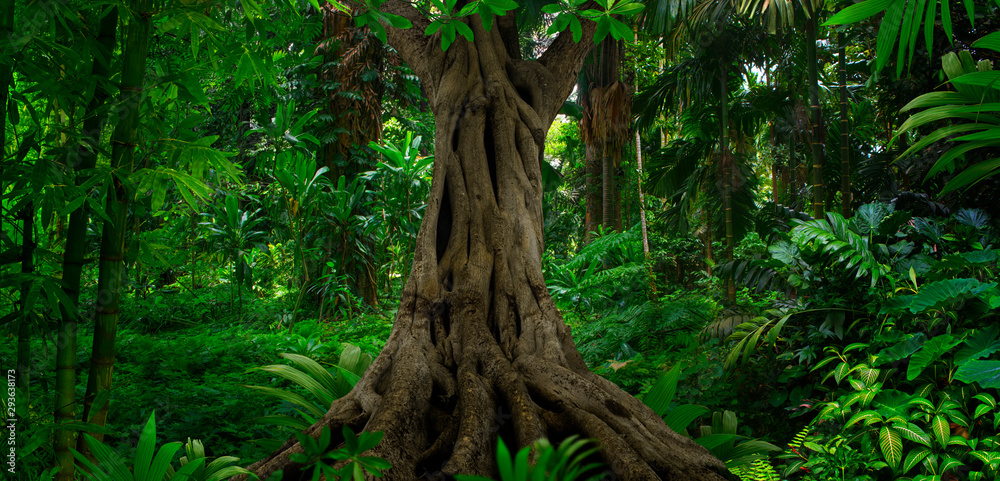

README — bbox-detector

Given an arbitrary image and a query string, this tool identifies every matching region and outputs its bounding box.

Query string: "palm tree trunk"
[54,11,118,479]
[602,152,613,231]
[79,0,153,449]
[806,14,824,218]
[838,32,851,217]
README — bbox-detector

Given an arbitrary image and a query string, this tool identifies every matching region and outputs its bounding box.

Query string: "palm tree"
[637,24,766,302]
[580,39,629,241]
[637,0,770,301]
[739,0,828,218]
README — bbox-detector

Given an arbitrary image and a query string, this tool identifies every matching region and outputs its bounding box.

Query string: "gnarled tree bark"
[246,7,731,480]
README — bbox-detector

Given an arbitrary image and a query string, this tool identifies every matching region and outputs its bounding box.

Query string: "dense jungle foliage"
[1,0,1000,478]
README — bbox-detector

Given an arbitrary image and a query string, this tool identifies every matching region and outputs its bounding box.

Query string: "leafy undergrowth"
[0,298,395,478]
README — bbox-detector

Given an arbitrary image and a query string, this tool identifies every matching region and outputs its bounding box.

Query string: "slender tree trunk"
[79,0,153,448]
[789,134,798,208]
[719,59,735,303]
[806,14,824,219]
[703,207,714,277]
[582,40,626,240]
[245,10,729,481]
[0,0,12,147]
[2,0,16,402]
[637,131,655,296]
[54,11,118,479]
[584,140,602,242]
[838,32,851,218]
[16,202,33,406]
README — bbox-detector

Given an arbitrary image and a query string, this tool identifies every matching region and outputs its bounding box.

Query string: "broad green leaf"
[879,426,903,469]
[875,334,925,366]
[931,415,949,446]
[663,404,710,433]
[453,21,474,42]
[950,71,1000,89]
[908,334,962,381]
[875,0,905,73]
[973,31,1000,52]
[642,364,682,416]
[593,16,611,44]
[134,412,158,480]
[243,385,325,418]
[903,447,931,473]
[569,15,583,42]
[381,12,412,29]
[941,158,1000,194]
[895,422,931,446]
[846,409,880,428]
[496,438,513,481]
[956,325,1000,365]
[954,360,1000,388]
[441,23,457,51]
[824,0,894,24]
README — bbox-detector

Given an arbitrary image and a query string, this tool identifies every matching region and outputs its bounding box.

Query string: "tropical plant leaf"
[875,334,926,366]
[908,334,962,380]
[954,360,1000,388]
[643,364,682,416]
[879,426,903,469]
[664,404,711,434]
[956,325,1000,365]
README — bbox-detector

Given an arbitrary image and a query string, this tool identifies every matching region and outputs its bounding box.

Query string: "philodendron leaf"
[908,334,962,381]
[954,361,1000,388]
[909,278,998,313]
[875,334,926,366]
[956,325,1000,365]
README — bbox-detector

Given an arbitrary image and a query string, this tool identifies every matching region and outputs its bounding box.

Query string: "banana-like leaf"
[642,364,682,416]
[242,385,325,418]
[664,404,710,434]
[251,363,335,407]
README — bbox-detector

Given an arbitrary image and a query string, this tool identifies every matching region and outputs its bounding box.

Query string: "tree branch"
[537,16,598,121]
[495,11,521,61]
[382,0,445,98]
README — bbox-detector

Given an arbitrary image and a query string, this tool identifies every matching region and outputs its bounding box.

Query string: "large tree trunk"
[246,10,730,481]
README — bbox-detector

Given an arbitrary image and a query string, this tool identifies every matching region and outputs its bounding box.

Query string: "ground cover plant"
[2,0,1000,479]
